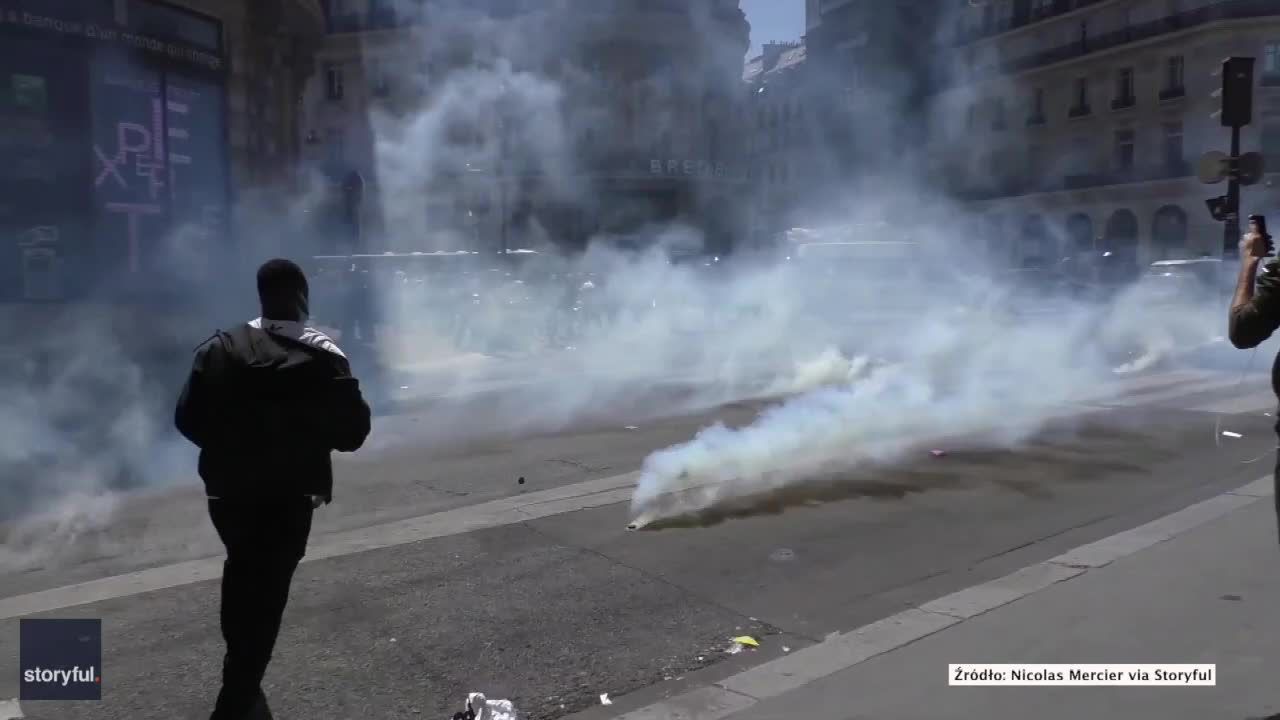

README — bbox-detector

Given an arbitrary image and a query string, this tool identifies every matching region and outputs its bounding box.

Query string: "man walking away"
[175,259,372,719]
[1226,217,1278,540]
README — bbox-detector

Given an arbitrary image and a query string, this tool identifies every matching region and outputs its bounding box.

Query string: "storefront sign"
[650,159,727,178]
[0,6,224,71]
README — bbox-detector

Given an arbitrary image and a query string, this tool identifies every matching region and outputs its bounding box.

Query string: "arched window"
[1065,213,1093,254]
[1102,209,1140,282]
[1152,205,1187,259]
[1103,209,1138,251]
[986,214,1010,266]
[1021,214,1054,267]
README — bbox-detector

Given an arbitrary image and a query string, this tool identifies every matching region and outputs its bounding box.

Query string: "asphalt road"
[0,367,1276,719]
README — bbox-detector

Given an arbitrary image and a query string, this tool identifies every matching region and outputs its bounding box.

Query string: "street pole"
[499,119,510,257]
[1223,125,1241,260]
[1203,57,1255,275]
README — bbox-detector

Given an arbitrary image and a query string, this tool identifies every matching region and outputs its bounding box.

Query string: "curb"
[601,475,1274,720]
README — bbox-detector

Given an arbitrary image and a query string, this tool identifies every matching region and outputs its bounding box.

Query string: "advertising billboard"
[0,0,228,302]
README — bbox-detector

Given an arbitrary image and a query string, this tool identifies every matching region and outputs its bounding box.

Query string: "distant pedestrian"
[1226,216,1278,539]
[175,258,372,719]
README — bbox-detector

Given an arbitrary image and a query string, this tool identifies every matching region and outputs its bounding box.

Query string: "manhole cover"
[770,548,795,562]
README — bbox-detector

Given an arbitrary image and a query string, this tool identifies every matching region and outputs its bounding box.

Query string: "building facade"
[744,41,816,246]
[803,0,947,179]
[928,0,1280,276]
[0,0,324,303]
[299,0,751,256]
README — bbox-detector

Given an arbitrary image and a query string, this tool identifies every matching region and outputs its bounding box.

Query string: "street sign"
[1238,152,1266,185]
[1197,151,1229,184]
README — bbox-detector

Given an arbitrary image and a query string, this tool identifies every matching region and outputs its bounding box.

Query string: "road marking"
[0,369,1268,623]
[605,475,1273,720]
[1183,389,1275,415]
[1085,370,1215,401]
[0,472,638,621]
[1095,375,1254,408]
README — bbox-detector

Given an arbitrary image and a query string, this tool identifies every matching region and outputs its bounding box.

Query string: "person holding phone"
[1229,216,1277,349]
[1227,215,1279,541]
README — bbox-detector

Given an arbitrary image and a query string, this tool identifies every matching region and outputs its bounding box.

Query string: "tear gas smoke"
[336,2,1250,522]
[1,1,1262,568]
[0,305,199,571]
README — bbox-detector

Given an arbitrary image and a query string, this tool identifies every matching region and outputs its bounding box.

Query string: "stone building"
[927,0,1280,275]
[299,0,751,255]
[744,41,814,246]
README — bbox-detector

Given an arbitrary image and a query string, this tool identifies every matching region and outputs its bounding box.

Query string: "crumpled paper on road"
[454,692,517,720]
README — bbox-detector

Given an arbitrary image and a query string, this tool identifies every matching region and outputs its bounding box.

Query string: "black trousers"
[1275,454,1280,545]
[208,497,314,720]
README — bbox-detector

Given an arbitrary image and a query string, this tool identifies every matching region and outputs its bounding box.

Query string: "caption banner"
[950,664,1216,686]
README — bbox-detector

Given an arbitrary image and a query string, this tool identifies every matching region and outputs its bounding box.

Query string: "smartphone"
[1249,215,1275,258]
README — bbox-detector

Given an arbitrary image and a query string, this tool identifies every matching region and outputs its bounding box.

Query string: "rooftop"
[743,41,805,83]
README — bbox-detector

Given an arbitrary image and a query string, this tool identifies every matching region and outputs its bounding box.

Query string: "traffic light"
[1212,57,1255,127]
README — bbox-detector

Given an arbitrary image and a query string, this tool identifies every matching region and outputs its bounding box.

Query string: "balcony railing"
[1263,73,1280,88]
[953,0,1111,45]
[327,9,414,33]
[1068,104,1092,118]
[955,0,1279,83]
[1159,85,1186,101]
[1026,113,1046,127]
[958,160,1193,201]
[1065,161,1191,188]
[1111,95,1136,111]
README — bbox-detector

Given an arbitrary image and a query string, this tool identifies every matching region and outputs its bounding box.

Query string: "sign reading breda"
[650,159,727,178]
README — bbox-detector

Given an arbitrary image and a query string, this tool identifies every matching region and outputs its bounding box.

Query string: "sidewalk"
[612,478,1280,720]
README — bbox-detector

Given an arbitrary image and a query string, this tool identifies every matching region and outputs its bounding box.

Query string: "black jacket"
[175,323,371,502]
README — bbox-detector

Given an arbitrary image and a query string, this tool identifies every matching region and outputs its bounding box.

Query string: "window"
[1162,121,1183,168]
[370,0,396,21]
[1115,68,1135,106]
[325,63,344,101]
[1263,120,1280,156]
[1165,55,1185,90]
[1114,129,1135,171]
[326,128,344,168]
[992,98,1007,130]
[1265,43,1280,83]
[1032,0,1053,18]
[1027,143,1043,179]
[370,61,390,97]
[1071,77,1090,115]
[1031,87,1045,118]
[996,0,1013,30]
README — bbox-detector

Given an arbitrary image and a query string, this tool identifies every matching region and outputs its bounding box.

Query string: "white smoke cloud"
[4,2,1258,567]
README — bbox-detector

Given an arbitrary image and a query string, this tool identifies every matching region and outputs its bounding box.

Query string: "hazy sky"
[741,0,805,58]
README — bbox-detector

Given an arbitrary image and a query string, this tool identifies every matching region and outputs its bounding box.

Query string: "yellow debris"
[732,636,760,648]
